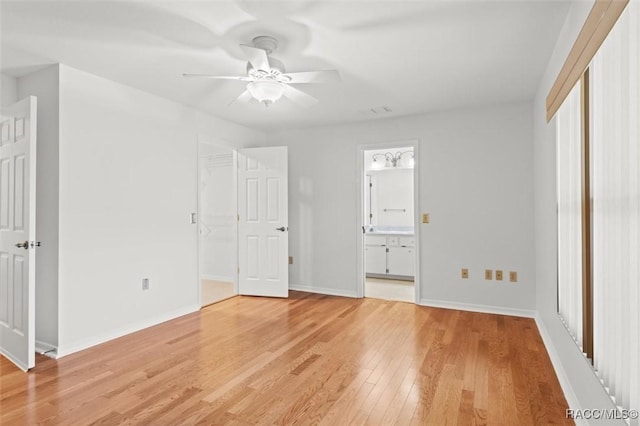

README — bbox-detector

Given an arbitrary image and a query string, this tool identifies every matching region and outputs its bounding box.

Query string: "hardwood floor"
[0,291,572,425]
[201,279,235,307]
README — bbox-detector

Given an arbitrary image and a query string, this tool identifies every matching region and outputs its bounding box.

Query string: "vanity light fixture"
[372,151,414,168]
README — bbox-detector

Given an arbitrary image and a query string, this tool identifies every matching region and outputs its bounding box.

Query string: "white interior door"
[238,146,288,298]
[0,96,37,371]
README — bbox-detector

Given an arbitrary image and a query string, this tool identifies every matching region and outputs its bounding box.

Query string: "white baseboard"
[200,274,234,283]
[418,298,535,318]
[55,304,200,358]
[534,314,586,425]
[289,284,358,299]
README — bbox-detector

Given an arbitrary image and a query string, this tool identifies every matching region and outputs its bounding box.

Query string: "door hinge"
[386,248,389,253]
[369,182,373,188]
[237,214,240,222]
[369,213,373,219]
[386,268,389,273]
[238,266,240,274]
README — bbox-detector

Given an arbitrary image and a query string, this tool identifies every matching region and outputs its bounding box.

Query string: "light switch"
[510,271,518,282]
[485,269,493,280]
[422,213,430,224]
[461,268,469,279]
[496,270,503,281]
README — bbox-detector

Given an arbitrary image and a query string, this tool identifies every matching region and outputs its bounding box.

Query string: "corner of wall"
[1,73,19,106]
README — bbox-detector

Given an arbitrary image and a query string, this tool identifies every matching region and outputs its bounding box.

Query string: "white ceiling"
[0,1,571,132]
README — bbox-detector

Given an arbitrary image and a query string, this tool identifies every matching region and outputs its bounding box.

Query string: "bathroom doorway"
[359,142,419,303]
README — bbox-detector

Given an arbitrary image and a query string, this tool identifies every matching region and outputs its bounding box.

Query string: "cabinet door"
[388,247,414,277]
[365,246,387,274]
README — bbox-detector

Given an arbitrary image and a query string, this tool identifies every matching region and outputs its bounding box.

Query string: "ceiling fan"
[183,36,341,107]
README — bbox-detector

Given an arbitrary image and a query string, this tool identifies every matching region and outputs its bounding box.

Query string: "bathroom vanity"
[365,227,415,280]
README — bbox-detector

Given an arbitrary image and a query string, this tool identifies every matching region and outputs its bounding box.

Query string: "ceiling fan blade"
[228,90,253,106]
[283,85,318,108]
[182,73,250,81]
[239,44,270,71]
[284,70,341,84]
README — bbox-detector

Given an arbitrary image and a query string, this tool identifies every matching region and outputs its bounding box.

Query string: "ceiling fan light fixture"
[247,81,285,106]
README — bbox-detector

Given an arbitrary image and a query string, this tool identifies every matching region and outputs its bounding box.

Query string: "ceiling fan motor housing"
[247,57,287,80]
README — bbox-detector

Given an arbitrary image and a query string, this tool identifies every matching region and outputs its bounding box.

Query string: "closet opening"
[197,142,238,306]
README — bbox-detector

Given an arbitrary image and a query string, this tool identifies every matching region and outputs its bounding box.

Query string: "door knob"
[15,241,28,249]
[275,226,287,232]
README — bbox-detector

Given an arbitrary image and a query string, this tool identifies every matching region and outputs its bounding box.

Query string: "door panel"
[238,147,288,297]
[266,178,280,221]
[0,159,9,228]
[14,155,25,230]
[246,179,259,221]
[266,236,280,279]
[0,96,37,371]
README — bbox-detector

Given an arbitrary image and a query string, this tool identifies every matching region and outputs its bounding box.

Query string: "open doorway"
[360,143,419,303]
[197,142,238,306]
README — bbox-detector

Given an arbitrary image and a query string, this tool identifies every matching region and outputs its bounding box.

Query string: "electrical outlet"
[485,269,493,280]
[422,213,430,223]
[289,256,293,265]
[509,271,518,282]
[461,268,469,279]
[142,278,150,290]
[496,270,503,281]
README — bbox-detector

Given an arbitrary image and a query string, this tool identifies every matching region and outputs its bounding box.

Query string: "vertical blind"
[557,82,584,350]
[591,0,639,419]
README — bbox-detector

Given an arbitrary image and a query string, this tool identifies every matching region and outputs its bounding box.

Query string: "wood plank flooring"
[0,291,572,425]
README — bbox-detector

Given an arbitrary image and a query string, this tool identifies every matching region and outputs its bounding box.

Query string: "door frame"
[195,138,239,307]
[356,139,421,303]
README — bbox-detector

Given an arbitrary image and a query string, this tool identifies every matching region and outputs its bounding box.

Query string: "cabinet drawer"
[365,235,387,246]
[399,236,415,247]
[387,236,399,247]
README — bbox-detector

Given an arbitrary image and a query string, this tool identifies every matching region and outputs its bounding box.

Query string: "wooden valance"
[546,0,629,121]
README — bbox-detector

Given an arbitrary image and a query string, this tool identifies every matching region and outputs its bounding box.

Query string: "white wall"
[55,65,264,356]
[532,2,623,423]
[16,65,60,350]
[1,73,18,106]
[267,102,535,313]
